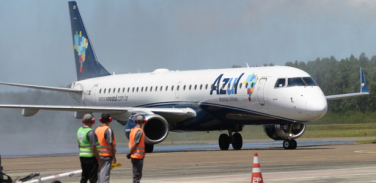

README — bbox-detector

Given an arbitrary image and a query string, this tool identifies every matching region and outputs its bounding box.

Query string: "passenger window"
[113,88,116,93]
[205,84,208,90]
[288,78,305,87]
[177,85,180,91]
[127,87,130,93]
[108,88,111,93]
[160,86,163,91]
[194,85,197,90]
[200,84,203,90]
[245,83,248,88]
[118,88,120,93]
[122,88,125,93]
[136,87,139,92]
[171,86,174,91]
[132,87,135,92]
[183,85,186,90]
[275,78,286,88]
[239,83,242,89]
[99,89,102,94]
[103,89,106,94]
[148,86,151,92]
[189,85,192,90]
[141,87,144,92]
[165,86,168,91]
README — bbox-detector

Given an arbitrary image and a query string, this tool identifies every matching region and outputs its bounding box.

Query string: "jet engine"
[125,114,169,144]
[263,123,306,140]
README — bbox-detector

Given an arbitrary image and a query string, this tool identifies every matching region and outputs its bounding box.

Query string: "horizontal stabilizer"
[0,82,82,94]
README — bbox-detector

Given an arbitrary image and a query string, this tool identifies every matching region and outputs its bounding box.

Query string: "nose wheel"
[218,130,243,150]
[283,139,297,149]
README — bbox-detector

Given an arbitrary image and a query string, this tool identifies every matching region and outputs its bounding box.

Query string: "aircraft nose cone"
[306,97,328,120]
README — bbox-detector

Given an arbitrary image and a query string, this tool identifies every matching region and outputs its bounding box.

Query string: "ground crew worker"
[127,115,146,183]
[77,114,102,183]
[95,113,116,183]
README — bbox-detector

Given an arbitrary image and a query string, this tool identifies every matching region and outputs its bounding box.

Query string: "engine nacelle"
[125,114,169,145]
[263,123,306,140]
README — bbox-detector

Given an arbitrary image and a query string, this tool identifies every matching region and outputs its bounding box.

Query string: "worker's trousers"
[80,157,98,183]
[131,158,144,183]
[98,156,113,183]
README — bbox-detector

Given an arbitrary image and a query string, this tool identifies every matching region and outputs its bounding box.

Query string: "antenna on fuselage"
[246,63,249,68]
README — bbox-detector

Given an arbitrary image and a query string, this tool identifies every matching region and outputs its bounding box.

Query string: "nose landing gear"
[218,127,243,150]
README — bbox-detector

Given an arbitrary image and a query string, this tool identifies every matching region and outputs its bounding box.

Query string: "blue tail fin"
[360,67,369,93]
[68,1,110,81]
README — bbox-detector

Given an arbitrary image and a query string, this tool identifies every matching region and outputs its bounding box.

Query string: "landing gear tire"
[145,144,154,153]
[219,133,230,150]
[232,133,243,150]
[283,139,297,149]
[291,139,297,149]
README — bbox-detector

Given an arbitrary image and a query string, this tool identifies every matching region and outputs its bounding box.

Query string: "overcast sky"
[1,0,376,92]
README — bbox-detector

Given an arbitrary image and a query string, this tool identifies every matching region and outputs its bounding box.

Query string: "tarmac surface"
[2,137,376,183]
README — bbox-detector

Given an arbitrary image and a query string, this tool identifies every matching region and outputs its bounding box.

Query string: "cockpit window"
[302,77,318,86]
[275,78,286,88]
[288,77,305,87]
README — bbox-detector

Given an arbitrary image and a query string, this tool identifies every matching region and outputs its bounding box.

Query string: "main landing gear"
[218,128,243,150]
[283,139,297,149]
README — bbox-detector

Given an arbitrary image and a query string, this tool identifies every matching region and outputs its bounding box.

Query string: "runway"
[2,138,376,183]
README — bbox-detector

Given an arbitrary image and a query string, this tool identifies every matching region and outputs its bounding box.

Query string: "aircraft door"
[176,81,182,98]
[257,78,267,105]
[92,84,98,106]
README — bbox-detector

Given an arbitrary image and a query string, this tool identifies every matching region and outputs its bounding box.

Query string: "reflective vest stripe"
[80,145,92,148]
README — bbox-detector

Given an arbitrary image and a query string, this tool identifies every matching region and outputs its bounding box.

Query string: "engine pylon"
[251,152,263,183]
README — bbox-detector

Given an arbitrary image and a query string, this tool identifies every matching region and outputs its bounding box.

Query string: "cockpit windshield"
[275,77,318,87]
[288,78,306,87]
[302,77,318,86]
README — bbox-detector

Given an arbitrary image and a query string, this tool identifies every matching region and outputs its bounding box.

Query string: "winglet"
[360,67,369,93]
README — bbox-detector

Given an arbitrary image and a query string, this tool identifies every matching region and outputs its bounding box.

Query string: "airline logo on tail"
[74,31,88,72]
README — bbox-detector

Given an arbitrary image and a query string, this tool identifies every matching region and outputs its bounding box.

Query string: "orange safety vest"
[129,127,145,159]
[95,125,116,157]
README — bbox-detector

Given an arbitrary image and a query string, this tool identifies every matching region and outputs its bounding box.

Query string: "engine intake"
[263,123,306,140]
[125,114,169,145]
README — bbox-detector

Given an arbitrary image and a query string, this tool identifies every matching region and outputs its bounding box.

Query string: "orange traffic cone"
[251,152,263,183]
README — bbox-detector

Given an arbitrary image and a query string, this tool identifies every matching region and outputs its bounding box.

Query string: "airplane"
[0,1,370,152]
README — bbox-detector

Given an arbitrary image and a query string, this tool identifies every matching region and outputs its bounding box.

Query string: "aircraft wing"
[0,82,82,94]
[325,67,370,101]
[0,104,196,122]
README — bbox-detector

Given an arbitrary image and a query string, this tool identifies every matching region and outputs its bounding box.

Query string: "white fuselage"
[71,66,328,123]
